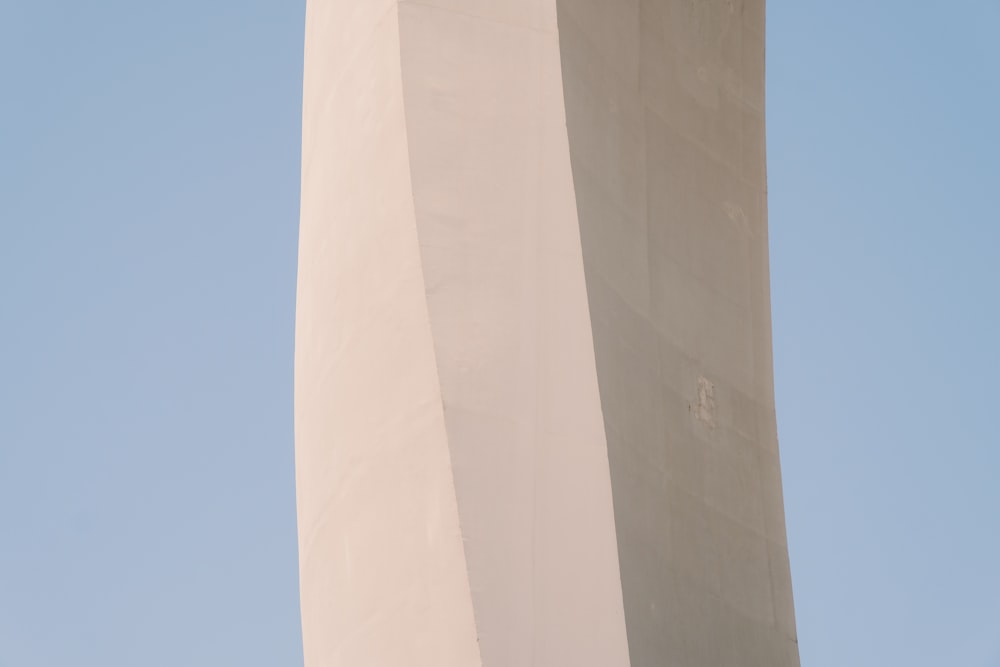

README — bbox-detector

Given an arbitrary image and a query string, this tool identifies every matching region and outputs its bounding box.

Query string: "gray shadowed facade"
[294,0,798,665]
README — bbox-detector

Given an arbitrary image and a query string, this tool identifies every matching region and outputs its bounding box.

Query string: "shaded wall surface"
[295,1,798,665]
[557,1,799,665]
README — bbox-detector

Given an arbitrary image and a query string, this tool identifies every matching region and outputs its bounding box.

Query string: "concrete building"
[294,1,798,665]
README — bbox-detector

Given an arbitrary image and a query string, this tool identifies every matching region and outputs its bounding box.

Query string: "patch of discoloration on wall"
[694,376,717,428]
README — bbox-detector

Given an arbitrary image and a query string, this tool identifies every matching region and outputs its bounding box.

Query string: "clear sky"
[1,1,997,666]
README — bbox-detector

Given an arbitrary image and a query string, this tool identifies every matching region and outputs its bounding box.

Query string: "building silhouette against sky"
[294,1,798,664]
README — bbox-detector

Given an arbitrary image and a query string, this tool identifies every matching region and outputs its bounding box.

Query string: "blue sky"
[1,1,997,666]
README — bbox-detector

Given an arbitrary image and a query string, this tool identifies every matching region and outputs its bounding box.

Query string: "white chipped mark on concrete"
[682,0,737,48]
[692,376,717,428]
[722,201,752,235]
[686,0,741,105]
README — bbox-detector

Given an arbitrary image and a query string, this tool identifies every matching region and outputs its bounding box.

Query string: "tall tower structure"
[294,1,798,665]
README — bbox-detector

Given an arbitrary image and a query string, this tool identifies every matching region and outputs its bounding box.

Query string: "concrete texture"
[295,1,798,665]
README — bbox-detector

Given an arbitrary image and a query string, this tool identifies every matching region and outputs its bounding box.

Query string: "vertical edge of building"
[295,2,482,665]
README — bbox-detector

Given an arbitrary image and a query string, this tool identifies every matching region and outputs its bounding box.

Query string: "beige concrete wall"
[397,3,630,665]
[296,1,798,665]
[295,2,481,664]
[557,1,799,665]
